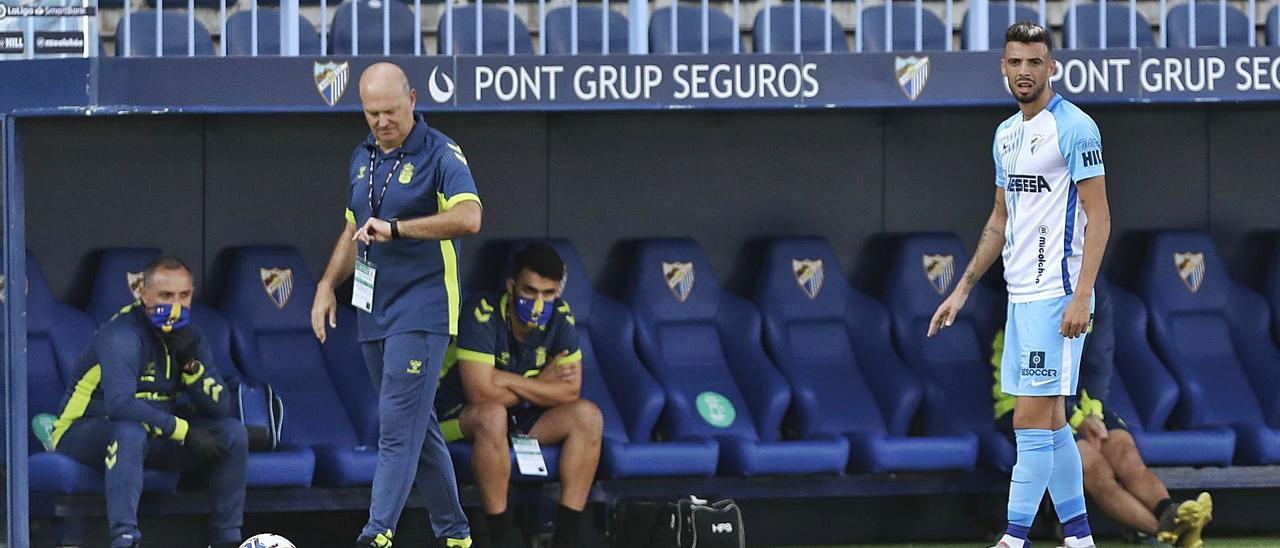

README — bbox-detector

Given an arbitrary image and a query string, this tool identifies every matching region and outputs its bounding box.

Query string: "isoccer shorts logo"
[1021,350,1057,377]
[1028,351,1045,368]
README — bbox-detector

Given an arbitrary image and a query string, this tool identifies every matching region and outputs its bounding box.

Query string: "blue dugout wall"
[3,51,1280,541]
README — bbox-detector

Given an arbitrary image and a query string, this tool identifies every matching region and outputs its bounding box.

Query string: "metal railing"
[0,0,1279,67]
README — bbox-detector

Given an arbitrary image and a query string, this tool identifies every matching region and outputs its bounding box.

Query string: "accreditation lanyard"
[363,147,405,258]
[353,148,404,314]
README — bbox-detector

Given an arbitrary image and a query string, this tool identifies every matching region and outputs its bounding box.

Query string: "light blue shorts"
[1000,294,1094,397]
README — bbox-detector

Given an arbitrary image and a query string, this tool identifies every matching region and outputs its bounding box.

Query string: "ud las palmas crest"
[314,61,351,107]
[1174,252,1205,293]
[922,254,955,295]
[793,259,824,299]
[260,268,294,309]
[895,56,931,101]
[126,271,145,300]
[663,261,695,303]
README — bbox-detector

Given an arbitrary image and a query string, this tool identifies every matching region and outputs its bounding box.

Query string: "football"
[238,533,296,548]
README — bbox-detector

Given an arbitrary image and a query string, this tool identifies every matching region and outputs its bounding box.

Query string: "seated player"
[50,256,247,548]
[992,285,1212,547]
[435,243,603,548]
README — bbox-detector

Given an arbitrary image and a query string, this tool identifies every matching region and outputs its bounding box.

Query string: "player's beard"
[1010,78,1046,104]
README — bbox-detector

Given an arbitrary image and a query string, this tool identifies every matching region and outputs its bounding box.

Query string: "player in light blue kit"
[928,21,1110,548]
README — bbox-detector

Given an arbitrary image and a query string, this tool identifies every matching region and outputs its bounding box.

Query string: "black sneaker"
[1156,497,1183,546]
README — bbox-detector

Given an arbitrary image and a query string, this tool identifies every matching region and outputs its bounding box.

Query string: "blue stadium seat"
[85,248,316,487]
[544,6,629,54]
[503,239,719,479]
[437,5,534,55]
[221,246,378,485]
[142,0,237,8]
[1268,5,1279,46]
[113,11,216,56]
[754,237,979,473]
[881,233,1013,471]
[24,254,181,497]
[649,5,737,54]
[1062,4,1156,48]
[1268,238,1280,345]
[961,4,1040,50]
[329,0,420,55]
[860,3,949,52]
[1107,282,1235,466]
[1165,3,1252,47]
[752,6,849,53]
[1139,231,1280,464]
[225,9,322,56]
[624,238,849,476]
[85,247,163,326]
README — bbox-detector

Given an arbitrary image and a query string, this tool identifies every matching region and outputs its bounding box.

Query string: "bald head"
[360,62,411,98]
[360,62,417,152]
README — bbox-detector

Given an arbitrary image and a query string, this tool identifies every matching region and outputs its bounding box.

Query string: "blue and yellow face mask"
[513,296,552,328]
[147,303,190,333]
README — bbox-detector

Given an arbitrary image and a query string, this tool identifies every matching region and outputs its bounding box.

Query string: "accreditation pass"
[511,435,548,476]
[353,257,376,313]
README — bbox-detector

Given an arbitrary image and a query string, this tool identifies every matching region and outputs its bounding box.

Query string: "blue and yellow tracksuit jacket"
[50,302,233,449]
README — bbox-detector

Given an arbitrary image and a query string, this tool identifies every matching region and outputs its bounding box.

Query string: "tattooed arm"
[929,189,1008,337]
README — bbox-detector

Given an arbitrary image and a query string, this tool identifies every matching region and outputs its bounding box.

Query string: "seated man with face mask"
[50,255,247,548]
[434,243,603,548]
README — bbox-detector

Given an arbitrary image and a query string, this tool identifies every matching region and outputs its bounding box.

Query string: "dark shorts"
[436,401,548,442]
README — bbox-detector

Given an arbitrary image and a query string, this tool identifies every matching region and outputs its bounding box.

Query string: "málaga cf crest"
[1174,252,1205,293]
[895,56,931,101]
[662,261,695,303]
[314,61,350,107]
[126,271,145,300]
[922,254,954,295]
[792,259,824,300]
[260,268,294,309]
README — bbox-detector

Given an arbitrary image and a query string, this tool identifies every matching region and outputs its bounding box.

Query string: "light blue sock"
[1048,425,1088,522]
[1008,428,1054,528]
